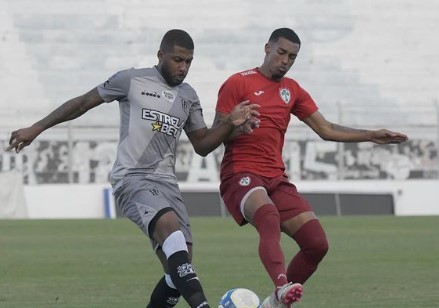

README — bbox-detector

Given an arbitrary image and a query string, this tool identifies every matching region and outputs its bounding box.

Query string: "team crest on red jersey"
[239,176,251,186]
[279,88,291,104]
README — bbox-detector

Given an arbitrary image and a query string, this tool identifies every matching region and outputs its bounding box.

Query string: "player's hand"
[370,129,408,144]
[239,117,261,134]
[228,100,260,127]
[5,126,43,153]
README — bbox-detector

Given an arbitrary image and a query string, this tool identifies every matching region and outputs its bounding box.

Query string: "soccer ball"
[218,288,261,308]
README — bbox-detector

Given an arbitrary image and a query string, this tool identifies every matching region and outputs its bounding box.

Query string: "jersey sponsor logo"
[142,108,184,137]
[239,176,251,186]
[162,90,176,103]
[279,87,291,104]
[254,90,264,96]
[240,69,257,76]
[177,263,196,277]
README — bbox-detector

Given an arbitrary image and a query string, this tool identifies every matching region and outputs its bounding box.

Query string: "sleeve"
[291,83,319,120]
[96,69,132,103]
[215,74,244,114]
[184,88,207,134]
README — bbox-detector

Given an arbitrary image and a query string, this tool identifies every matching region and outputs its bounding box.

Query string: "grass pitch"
[1,216,438,307]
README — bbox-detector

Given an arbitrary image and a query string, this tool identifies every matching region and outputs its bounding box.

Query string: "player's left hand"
[229,100,260,127]
[370,129,409,144]
[5,126,43,153]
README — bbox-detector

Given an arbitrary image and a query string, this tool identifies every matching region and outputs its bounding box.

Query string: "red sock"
[287,219,329,284]
[253,204,288,288]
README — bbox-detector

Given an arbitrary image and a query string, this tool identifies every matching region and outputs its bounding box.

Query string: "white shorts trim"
[240,186,267,221]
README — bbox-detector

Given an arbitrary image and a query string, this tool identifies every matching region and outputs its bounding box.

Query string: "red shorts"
[220,172,313,226]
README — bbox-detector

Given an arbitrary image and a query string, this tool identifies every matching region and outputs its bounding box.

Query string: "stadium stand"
[0,0,438,217]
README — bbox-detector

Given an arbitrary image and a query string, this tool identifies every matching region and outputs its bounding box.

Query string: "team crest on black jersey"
[279,88,291,104]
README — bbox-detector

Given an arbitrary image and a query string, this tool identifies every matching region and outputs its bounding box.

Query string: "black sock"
[146,276,181,308]
[167,251,210,308]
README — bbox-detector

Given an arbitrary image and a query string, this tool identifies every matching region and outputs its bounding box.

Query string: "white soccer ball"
[218,288,260,308]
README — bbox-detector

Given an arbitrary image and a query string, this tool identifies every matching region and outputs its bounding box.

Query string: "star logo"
[151,121,162,131]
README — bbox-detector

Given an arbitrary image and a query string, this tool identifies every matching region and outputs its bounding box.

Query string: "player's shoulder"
[108,67,154,80]
[282,74,299,85]
[281,75,304,90]
[237,68,258,77]
[127,67,158,78]
[224,68,258,85]
[177,81,198,100]
[179,81,196,93]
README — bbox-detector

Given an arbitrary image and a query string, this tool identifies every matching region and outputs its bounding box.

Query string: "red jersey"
[216,68,318,180]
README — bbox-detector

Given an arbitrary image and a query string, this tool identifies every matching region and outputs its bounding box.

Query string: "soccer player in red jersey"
[213,28,408,307]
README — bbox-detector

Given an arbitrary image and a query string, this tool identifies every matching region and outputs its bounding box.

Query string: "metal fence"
[1,103,438,184]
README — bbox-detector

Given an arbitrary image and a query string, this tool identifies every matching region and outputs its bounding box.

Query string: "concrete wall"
[20,181,439,219]
[296,180,439,216]
[24,184,110,219]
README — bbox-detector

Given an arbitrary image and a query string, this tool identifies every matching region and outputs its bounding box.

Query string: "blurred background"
[1,0,438,219]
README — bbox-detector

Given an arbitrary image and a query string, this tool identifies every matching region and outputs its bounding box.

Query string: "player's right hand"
[240,117,261,134]
[229,100,260,127]
[5,126,42,153]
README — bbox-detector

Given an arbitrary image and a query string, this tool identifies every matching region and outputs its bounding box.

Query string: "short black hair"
[160,29,194,52]
[268,28,301,45]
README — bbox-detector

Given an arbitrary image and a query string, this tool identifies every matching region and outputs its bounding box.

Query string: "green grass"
[1,216,438,307]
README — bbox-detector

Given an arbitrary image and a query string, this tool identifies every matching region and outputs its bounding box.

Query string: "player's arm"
[303,110,408,144]
[6,87,105,153]
[212,111,260,142]
[187,101,260,157]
